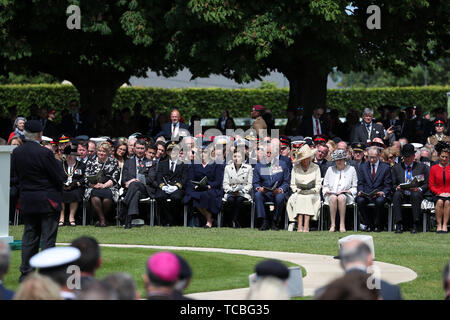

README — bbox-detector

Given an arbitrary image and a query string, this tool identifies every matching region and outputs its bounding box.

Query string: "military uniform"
[251,116,268,138]
[11,121,65,281]
[426,134,450,146]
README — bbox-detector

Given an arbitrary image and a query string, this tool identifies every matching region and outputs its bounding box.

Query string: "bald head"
[170,109,181,125]
[336,141,348,150]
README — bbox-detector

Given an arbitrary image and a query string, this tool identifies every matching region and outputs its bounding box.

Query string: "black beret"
[24,120,43,133]
[255,259,289,280]
[175,254,192,280]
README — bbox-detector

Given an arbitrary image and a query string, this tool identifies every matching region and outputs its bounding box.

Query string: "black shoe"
[232,220,241,228]
[366,226,373,232]
[410,225,418,234]
[259,221,270,231]
[124,216,132,229]
[271,221,279,231]
[374,227,381,233]
[395,224,403,234]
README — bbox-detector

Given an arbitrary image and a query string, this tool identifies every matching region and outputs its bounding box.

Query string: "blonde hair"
[97,141,112,154]
[14,273,63,300]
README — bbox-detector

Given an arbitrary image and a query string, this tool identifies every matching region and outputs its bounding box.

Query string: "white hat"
[411,143,423,151]
[30,247,81,269]
[41,136,53,142]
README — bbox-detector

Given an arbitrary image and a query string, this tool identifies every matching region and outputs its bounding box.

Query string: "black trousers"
[225,196,246,223]
[122,182,149,217]
[356,196,388,228]
[393,190,423,224]
[20,212,59,279]
[155,189,185,225]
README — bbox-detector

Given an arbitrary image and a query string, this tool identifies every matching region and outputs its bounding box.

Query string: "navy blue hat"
[255,259,289,280]
[24,120,43,133]
[351,142,366,152]
[175,255,192,280]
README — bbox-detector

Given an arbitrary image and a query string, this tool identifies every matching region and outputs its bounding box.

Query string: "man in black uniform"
[121,139,155,229]
[11,120,65,282]
[154,141,188,226]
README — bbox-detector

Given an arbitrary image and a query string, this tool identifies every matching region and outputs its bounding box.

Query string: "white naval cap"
[41,136,53,142]
[30,247,81,269]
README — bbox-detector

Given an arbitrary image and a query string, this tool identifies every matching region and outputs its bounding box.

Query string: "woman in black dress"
[59,145,86,226]
[84,141,120,227]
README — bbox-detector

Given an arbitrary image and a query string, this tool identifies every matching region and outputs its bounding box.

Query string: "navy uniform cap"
[351,142,366,152]
[24,120,43,133]
[30,247,81,269]
[255,259,289,280]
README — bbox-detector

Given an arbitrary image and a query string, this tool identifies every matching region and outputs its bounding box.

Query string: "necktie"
[406,166,412,181]
[315,119,320,135]
[170,161,175,172]
[372,164,376,180]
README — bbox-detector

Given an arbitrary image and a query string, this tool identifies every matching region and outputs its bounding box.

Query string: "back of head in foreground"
[317,272,380,300]
[14,273,63,300]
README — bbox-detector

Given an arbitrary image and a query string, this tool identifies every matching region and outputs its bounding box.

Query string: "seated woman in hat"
[222,149,253,228]
[84,141,120,227]
[322,149,358,232]
[429,141,450,233]
[60,145,86,226]
[184,142,224,228]
[286,145,322,232]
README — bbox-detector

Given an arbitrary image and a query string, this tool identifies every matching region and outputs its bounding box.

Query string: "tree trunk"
[71,75,128,137]
[282,64,329,117]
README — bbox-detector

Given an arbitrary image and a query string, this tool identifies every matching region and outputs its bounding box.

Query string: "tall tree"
[167,0,449,115]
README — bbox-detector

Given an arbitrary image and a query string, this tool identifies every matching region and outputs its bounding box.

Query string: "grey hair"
[24,130,40,141]
[362,108,374,116]
[419,147,431,157]
[101,273,137,300]
[339,242,371,268]
[13,117,27,129]
[0,240,11,277]
[367,146,381,156]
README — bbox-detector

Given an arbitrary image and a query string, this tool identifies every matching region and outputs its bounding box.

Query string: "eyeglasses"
[388,156,395,159]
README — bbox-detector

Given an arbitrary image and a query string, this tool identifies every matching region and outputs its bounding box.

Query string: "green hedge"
[0,84,448,121]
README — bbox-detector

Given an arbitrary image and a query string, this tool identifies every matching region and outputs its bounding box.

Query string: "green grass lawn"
[5,225,449,300]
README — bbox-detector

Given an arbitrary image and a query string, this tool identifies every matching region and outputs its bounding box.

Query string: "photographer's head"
[339,240,373,272]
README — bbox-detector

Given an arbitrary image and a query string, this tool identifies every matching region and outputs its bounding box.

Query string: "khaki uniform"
[427,134,450,146]
[251,116,267,137]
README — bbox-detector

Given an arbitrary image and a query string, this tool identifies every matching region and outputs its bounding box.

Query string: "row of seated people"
[17,132,447,234]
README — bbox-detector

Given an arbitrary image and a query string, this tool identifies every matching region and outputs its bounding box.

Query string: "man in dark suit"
[300,106,329,138]
[253,145,290,231]
[155,109,189,140]
[391,143,429,234]
[121,139,155,229]
[350,108,386,144]
[313,143,329,177]
[382,106,402,141]
[0,240,14,300]
[11,120,65,282]
[356,146,393,232]
[155,141,189,226]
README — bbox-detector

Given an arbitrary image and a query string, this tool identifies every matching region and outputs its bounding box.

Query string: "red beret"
[252,105,264,111]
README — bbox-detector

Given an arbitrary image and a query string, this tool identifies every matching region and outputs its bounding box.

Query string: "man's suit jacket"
[156,159,189,191]
[391,161,429,193]
[121,156,155,195]
[348,159,365,174]
[155,122,189,139]
[11,140,65,213]
[314,158,329,177]
[350,122,385,144]
[0,283,14,300]
[279,155,293,172]
[300,116,329,138]
[252,160,290,193]
[357,161,393,200]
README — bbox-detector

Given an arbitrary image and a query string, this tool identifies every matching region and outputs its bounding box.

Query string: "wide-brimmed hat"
[294,144,315,162]
[401,143,415,157]
[331,149,347,161]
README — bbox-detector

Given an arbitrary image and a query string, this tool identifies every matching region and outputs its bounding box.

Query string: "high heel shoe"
[58,221,64,227]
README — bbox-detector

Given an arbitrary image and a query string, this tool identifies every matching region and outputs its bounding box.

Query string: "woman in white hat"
[286,144,322,232]
[322,149,358,232]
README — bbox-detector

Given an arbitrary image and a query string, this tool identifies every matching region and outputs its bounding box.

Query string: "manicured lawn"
[5,226,449,299]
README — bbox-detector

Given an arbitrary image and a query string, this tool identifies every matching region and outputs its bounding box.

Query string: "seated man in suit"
[349,142,366,173]
[356,146,393,232]
[270,137,292,172]
[253,144,290,231]
[391,143,429,234]
[350,108,386,144]
[313,142,329,177]
[121,139,155,229]
[155,109,189,140]
[154,141,188,226]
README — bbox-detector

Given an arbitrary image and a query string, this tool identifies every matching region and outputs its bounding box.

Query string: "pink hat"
[147,252,180,282]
